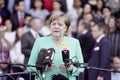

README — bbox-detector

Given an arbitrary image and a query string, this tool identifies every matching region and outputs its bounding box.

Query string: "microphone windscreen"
[62,50,69,63]
[36,48,47,70]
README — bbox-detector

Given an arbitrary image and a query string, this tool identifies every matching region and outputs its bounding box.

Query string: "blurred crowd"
[0,0,120,80]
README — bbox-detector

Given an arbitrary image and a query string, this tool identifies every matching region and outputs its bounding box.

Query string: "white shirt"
[96,34,105,43]
[5,31,16,46]
[30,29,40,39]
[111,69,120,80]
[10,41,25,64]
[39,26,51,36]
[66,0,74,11]
[24,0,31,12]
[67,8,83,32]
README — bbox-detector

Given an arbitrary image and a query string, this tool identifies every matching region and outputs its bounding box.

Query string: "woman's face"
[5,20,12,31]
[83,4,91,13]
[34,0,42,8]
[74,0,81,8]
[103,8,111,17]
[50,17,67,37]
[97,0,103,10]
[108,18,115,28]
[53,1,61,11]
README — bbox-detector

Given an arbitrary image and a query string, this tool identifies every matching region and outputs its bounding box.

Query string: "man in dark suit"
[77,21,95,63]
[88,23,111,80]
[10,0,30,31]
[21,17,43,64]
[77,20,95,80]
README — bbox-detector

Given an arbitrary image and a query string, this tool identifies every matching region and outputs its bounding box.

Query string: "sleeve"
[70,40,84,76]
[21,34,31,57]
[27,39,40,72]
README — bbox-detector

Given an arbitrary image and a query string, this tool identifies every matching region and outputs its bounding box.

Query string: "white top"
[111,69,120,80]
[24,0,31,12]
[66,0,74,11]
[67,8,83,32]
[5,31,16,46]
[10,41,24,64]
[29,9,49,26]
[39,26,51,36]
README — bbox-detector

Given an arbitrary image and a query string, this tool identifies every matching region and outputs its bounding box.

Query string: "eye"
[52,23,56,26]
[58,23,62,26]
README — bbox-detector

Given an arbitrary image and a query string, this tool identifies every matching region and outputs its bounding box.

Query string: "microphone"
[42,48,55,79]
[36,48,48,70]
[62,49,70,68]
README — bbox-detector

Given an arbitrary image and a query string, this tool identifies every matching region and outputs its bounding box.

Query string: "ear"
[64,26,68,32]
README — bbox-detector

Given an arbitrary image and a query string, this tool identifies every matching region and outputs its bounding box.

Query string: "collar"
[30,29,39,38]
[96,34,105,43]
[82,30,88,34]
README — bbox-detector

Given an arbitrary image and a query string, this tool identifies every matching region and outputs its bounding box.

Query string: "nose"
[54,24,59,28]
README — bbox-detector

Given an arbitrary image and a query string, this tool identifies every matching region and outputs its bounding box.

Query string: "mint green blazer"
[27,36,84,80]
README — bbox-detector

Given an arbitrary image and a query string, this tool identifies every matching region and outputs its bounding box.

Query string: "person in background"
[88,23,111,80]
[29,0,49,26]
[10,28,25,72]
[0,14,3,26]
[0,26,10,80]
[106,16,116,34]
[111,56,120,80]
[67,0,83,37]
[4,19,16,47]
[107,17,120,56]
[77,20,95,80]
[21,17,43,65]
[10,0,30,31]
[102,7,112,25]
[27,11,84,80]
[40,14,51,36]
[52,0,64,13]
[0,0,10,22]
[77,20,95,63]
[23,14,32,33]
[83,3,92,14]
[93,0,105,22]
[106,0,120,13]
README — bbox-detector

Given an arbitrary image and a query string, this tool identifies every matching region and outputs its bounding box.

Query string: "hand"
[48,64,56,70]
[97,76,104,80]
[60,64,67,72]
[67,64,73,71]
[60,64,73,72]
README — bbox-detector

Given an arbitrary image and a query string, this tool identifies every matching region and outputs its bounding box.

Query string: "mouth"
[54,30,60,33]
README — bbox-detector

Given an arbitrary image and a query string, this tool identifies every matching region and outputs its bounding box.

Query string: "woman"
[0,26,10,80]
[106,16,116,34]
[52,0,64,13]
[67,0,83,37]
[10,27,25,66]
[4,19,16,47]
[29,0,49,26]
[28,11,84,80]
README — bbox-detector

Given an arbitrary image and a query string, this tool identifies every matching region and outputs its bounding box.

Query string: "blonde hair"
[48,11,71,31]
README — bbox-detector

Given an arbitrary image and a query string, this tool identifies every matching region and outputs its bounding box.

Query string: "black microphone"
[62,49,70,67]
[42,48,55,79]
[36,48,48,71]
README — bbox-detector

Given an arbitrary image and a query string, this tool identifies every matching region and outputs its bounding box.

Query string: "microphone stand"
[0,62,42,80]
[73,62,120,73]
